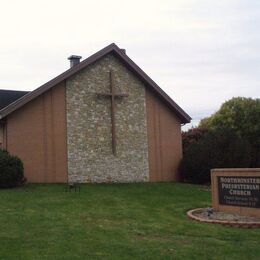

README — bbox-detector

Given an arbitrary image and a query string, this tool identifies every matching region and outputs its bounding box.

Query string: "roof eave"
[0,43,191,124]
[110,47,191,124]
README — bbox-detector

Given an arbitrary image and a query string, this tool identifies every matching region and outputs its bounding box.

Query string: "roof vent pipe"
[68,55,82,68]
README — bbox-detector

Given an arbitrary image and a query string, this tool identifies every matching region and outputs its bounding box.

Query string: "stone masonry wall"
[66,54,149,183]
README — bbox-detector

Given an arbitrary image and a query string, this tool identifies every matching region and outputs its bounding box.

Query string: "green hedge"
[0,150,25,188]
[179,128,251,184]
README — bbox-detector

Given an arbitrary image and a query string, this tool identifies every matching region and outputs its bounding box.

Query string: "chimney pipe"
[68,55,82,68]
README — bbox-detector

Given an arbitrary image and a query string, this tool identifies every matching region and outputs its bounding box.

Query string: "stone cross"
[96,70,128,155]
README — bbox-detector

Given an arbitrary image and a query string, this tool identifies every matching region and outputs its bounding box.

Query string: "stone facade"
[66,54,149,183]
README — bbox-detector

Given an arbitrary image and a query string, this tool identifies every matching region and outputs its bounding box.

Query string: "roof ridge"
[0,43,191,123]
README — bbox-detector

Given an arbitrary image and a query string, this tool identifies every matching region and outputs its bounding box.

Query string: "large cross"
[96,70,128,155]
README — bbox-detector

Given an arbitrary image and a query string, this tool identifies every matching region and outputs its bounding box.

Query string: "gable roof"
[0,89,29,110]
[0,43,191,123]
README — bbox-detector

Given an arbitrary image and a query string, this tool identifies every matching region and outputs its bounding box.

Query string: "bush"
[0,150,25,188]
[182,127,208,153]
[180,128,251,184]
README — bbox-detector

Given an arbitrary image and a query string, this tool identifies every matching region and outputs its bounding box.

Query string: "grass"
[0,183,259,259]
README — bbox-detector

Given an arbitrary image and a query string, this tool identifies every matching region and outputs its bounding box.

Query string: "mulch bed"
[187,208,260,228]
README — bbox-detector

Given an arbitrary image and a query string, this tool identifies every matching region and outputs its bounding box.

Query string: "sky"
[0,0,259,129]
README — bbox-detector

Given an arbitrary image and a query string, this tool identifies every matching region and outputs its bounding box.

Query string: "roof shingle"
[0,90,29,110]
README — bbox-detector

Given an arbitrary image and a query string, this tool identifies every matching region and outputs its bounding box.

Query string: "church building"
[0,43,191,183]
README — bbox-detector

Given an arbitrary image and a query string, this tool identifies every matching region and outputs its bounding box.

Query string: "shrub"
[0,150,25,188]
[182,127,208,153]
[180,128,251,184]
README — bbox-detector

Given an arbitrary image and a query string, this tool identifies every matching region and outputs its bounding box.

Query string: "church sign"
[211,169,260,217]
[218,176,260,208]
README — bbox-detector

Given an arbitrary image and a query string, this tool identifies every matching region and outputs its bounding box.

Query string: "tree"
[199,97,260,166]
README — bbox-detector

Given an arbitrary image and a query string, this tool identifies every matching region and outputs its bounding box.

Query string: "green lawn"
[0,183,259,259]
